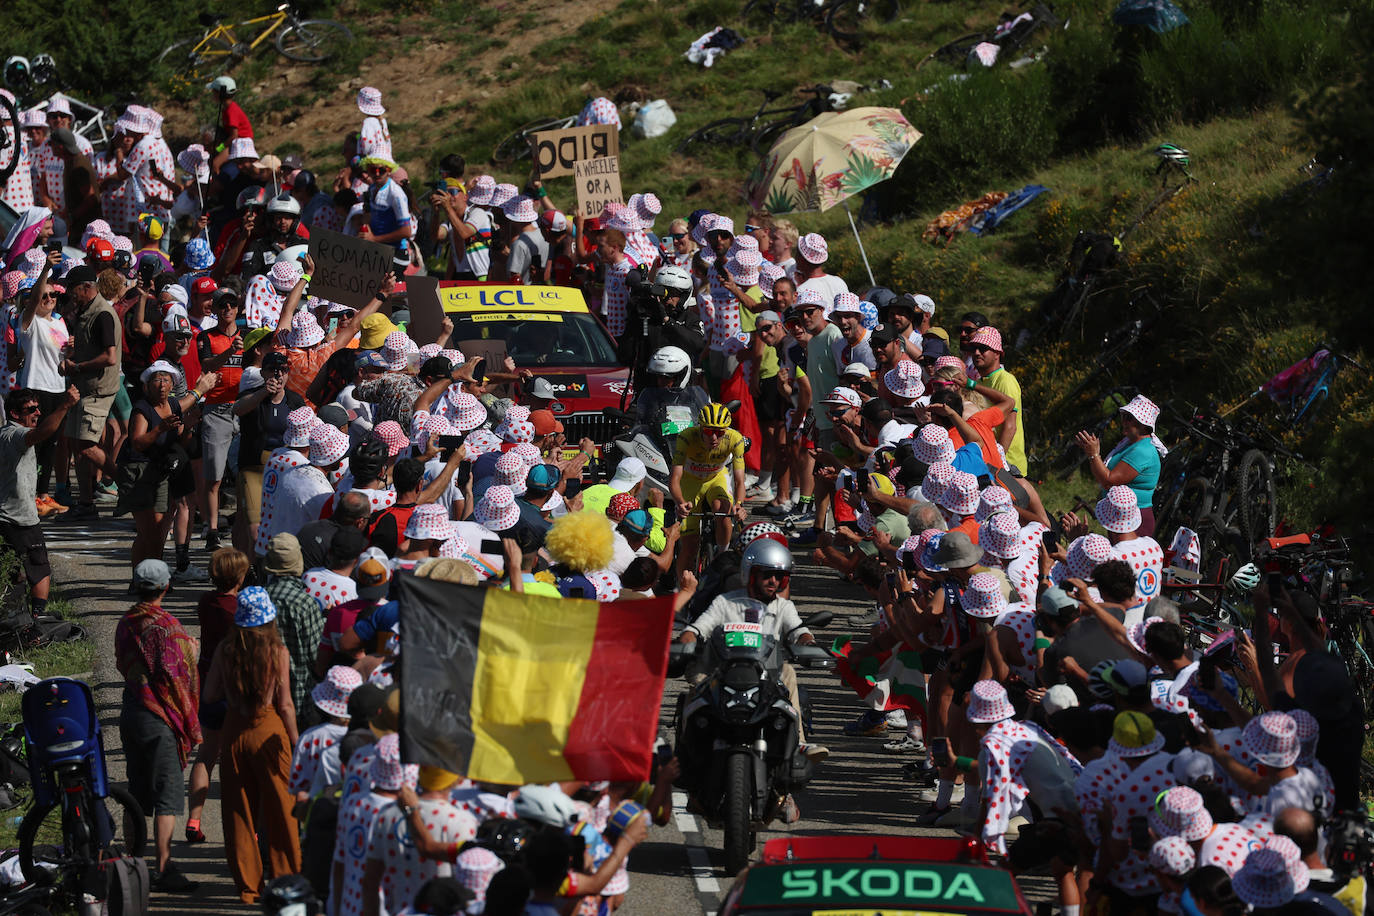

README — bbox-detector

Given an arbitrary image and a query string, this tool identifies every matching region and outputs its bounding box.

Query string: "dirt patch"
[156,0,606,176]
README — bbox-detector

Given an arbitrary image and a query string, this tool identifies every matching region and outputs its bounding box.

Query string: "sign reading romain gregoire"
[532,124,619,179]
[307,227,395,310]
[575,156,624,219]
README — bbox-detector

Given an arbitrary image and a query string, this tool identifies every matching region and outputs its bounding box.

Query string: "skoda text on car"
[719,835,1035,915]
[439,283,630,450]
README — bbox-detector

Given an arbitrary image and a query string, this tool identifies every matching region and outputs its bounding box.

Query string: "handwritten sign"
[532,124,619,179]
[307,227,395,310]
[575,156,624,219]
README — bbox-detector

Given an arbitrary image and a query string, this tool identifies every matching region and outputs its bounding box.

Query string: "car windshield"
[449,312,619,368]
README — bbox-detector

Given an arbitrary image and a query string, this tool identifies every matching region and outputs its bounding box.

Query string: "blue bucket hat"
[235,586,277,627]
[858,300,880,331]
[184,237,214,271]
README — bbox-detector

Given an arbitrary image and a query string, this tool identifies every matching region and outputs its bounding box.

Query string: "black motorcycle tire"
[723,753,753,876]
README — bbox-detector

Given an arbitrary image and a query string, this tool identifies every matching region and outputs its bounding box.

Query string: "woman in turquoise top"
[1074,394,1164,536]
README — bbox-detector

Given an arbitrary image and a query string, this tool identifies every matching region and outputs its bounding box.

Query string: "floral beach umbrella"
[745,107,920,284]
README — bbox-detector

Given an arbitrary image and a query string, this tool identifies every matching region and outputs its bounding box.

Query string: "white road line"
[673,790,723,908]
[686,846,720,892]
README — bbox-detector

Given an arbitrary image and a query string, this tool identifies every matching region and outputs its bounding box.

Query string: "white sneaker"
[746,484,775,501]
[885,710,908,729]
[916,783,965,805]
[744,472,759,489]
[172,565,209,584]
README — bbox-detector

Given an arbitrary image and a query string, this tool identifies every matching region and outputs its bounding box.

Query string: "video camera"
[1318,798,1374,882]
[624,265,670,328]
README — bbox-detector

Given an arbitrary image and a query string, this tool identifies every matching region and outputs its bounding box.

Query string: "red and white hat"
[490,183,519,209]
[1241,710,1300,768]
[962,572,1007,619]
[1127,616,1166,654]
[606,492,640,521]
[934,355,965,372]
[968,326,1003,353]
[440,348,465,367]
[821,386,862,409]
[727,248,762,284]
[418,343,442,360]
[918,461,956,504]
[467,175,496,207]
[19,108,46,129]
[797,232,828,264]
[831,291,863,316]
[312,665,363,718]
[372,420,408,458]
[604,207,641,233]
[710,215,735,236]
[284,406,319,449]
[856,508,876,534]
[980,512,1023,560]
[474,485,520,531]
[464,429,502,457]
[369,733,419,792]
[691,213,718,246]
[1067,534,1113,580]
[975,486,1014,522]
[1096,484,1142,533]
[884,360,925,400]
[966,679,1016,723]
[225,136,257,161]
[1149,836,1198,876]
[495,451,529,495]
[758,261,785,298]
[405,503,455,542]
[937,470,980,518]
[895,535,923,566]
[1232,841,1308,909]
[1120,394,1161,430]
[1149,786,1214,842]
[269,259,303,293]
[309,424,350,467]
[440,534,471,560]
[455,846,505,906]
[510,442,542,468]
[381,331,412,372]
[587,569,622,602]
[284,309,325,349]
[503,195,539,224]
[632,192,662,227]
[914,424,956,466]
[500,419,535,444]
[356,86,386,116]
[444,389,487,432]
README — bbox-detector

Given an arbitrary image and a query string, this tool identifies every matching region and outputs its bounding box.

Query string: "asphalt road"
[45,511,1049,915]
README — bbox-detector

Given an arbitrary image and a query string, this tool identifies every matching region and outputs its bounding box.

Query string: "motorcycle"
[668,610,836,874]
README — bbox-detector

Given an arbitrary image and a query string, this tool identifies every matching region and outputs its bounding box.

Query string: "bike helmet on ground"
[697,402,732,430]
[740,536,793,583]
[513,784,579,828]
[1154,143,1190,166]
[268,192,302,217]
[647,345,690,385]
[3,57,30,90]
[237,186,269,211]
[261,874,319,915]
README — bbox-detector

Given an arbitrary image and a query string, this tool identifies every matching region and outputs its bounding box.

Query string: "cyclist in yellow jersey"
[670,402,747,577]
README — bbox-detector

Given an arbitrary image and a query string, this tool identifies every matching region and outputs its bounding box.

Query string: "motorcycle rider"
[678,538,829,762]
[619,265,706,392]
[240,192,309,280]
[634,345,710,428]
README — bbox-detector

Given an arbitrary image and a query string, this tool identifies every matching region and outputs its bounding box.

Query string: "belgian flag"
[398,573,675,785]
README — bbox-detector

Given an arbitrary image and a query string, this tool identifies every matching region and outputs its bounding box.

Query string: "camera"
[112,250,132,271]
[138,259,156,283]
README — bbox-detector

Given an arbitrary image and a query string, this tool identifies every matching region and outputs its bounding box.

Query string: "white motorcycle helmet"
[654,265,696,311]
[646,345,691,388]
[267,193,302,218]
[740,537,794,583]
[513,784,579,828]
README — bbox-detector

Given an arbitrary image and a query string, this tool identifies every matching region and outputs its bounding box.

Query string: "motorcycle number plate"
[662,406,693,436]
[723,621,764,648]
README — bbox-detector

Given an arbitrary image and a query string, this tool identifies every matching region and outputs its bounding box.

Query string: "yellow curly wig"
[545,510,615,572]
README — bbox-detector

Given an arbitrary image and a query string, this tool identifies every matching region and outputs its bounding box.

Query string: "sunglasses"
[969,344,995,354]
[756,322,777,332]
[669,232,687,240]
[800,306,822,315]
[959,324,981,334]
[744,224,763,233]
[756,570,790,581]
[15,404,40,415]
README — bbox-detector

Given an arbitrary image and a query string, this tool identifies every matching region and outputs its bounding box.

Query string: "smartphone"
[480,539,502,555]
[1198,656,1217,691]
[45,239,62,255]
[662,500,677,528]
[885,571,898,589]
[436,433,467,450]
[902,551,918,575]
[1042,530,1061,553]
[454,459,472,490]
[858,469,871,492]
[1267,571,1282,592]
[470,357,487,385]
[1129,815,1150,852]
[327,316,339,337]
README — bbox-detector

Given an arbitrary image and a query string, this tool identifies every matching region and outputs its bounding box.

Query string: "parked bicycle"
[0,92,18,186]
[490,112,579,165]
[915,2,1059,70]
[676,85,833,156]
[158,3,353,88]
[741,0,900,42]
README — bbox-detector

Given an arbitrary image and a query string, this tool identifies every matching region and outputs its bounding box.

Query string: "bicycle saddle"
[198,12,226,25]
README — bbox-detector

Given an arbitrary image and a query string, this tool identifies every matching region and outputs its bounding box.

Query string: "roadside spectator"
[58,264,122,519]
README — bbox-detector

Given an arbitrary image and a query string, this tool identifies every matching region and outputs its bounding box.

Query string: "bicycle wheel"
[0,91,19,186]
[1235,449,1277,547]
[491,117,569,164]
[825,0,901,42]
[160,35,236,86]
[676,118,751,155]
[275,20,354,63]
[750,116,803,157]
[17,786,147,885]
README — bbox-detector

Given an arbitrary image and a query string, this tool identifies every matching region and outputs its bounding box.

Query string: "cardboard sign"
[531,124,619,179]
[405,274,446,349]
[307,227,395,310]
[575,156,624,219]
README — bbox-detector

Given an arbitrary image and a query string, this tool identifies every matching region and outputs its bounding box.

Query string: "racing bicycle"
[490,113,579,165]
[158,4,353,87]
[676,85,834,156]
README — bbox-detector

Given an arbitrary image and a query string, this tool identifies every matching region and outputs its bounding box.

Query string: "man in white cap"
[503,195,549,284]
[580,456,646,519]
[793,231,849,303]
[207,76,254,172]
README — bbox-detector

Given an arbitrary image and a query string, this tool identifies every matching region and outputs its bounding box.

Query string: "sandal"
[883,735,925,754]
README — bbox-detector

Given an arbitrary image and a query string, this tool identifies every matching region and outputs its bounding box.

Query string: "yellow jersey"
[673,427,746,480]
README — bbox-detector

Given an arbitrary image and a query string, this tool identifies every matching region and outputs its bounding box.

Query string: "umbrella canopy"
[745,106,921,215]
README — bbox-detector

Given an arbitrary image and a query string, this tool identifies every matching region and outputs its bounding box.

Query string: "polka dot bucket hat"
[405,503,455,542]
[966,679,1016,723]
[979,512,1023,560]
[1149,836,1197,876]
[975,486,1014,523]
[1149,786,1214,842]
[914,425,956,466]
[475,485,520,531]
[312,665,363,718]
[918,461,956,504]
[937,470,980,518]
[1097,484,1142,534]
[962,572,1007,619]
[1241,710,1300,768]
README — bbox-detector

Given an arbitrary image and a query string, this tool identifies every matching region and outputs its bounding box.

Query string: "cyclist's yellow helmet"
[697,402,733,430]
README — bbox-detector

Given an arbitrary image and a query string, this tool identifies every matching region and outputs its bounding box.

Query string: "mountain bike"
[676,85,833,156]
[490,113,579,165]
[741,0,899,41]
[158,3,353,87]
[0,91,18,185]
